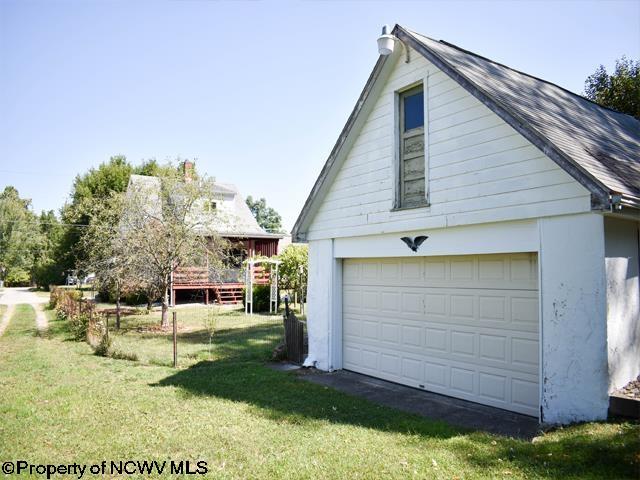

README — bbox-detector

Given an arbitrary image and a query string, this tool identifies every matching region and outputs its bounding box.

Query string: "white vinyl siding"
[306,47,590,241]
[342,254,540,416]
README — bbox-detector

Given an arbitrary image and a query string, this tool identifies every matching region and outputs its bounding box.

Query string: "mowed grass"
[103,306,284,366]
[0,305,638,479]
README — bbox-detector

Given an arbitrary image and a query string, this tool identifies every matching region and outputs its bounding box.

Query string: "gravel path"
[0,287,49,335]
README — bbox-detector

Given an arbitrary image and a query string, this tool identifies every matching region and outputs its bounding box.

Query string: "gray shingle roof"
[127,175,282,239]
[403,27,640,202]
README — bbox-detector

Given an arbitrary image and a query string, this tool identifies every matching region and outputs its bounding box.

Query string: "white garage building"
[292,25,640,424]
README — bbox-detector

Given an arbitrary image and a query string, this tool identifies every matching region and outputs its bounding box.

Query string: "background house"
[293,25,639,424]
[127,168,283,305]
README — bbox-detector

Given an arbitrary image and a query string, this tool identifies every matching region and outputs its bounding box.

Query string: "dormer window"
[397,84,427,209]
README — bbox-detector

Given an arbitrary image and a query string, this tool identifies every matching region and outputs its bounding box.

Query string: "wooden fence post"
[172,311,177,368]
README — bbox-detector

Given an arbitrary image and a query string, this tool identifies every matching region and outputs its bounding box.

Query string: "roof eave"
[292,52,398,242]
[219,232,284,240]
[619,193,640,210]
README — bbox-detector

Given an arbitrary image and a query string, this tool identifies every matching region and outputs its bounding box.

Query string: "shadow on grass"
[155,360,459,439]
[155,359,640,478]
[473,422,640,479]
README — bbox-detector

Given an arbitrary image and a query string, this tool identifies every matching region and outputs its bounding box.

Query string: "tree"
[0,186,42,286]
[246,196,284,233]
[203,306,219,358]
[31,210,65,288]
[58,156,196,275]
[134,158,181,178]
[278,244,308,305]
[59,155,135,273]
[584,56,640,119]
[121,169,226,328]
[79,192,133,328]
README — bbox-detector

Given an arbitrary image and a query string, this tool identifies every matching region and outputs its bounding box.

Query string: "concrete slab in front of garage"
[293,368,542,439]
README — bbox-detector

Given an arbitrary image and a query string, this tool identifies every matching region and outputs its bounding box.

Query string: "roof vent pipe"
[377,25,396,56]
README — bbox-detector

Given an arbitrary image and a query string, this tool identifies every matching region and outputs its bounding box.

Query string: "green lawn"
[103,306,284,367]
[0,305,638,479]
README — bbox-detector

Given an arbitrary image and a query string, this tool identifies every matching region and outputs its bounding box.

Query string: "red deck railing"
[172,266,271,286]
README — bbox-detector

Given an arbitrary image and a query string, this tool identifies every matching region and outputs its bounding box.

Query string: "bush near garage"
[243,284,280,313]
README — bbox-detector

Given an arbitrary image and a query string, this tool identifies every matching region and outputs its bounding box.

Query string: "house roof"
[197,181,283,239]
[127,175,283,240]
[292,25,640,240]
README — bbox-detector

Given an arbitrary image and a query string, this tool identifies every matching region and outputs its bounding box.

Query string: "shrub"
[68,313,89,341]
[5,268,30,287]
[87,313,108,348]
[49,287,61,309]
[123,291,147,306]
[32,261,64,290]
[108,350,138,362]
[243,284,280,312]
[278,244,308,294]
[94,334,112,357]
[50,288,92,341]
[50,287,83,311]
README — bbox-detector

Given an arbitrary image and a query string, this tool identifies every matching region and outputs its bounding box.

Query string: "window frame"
[393,81,430,211]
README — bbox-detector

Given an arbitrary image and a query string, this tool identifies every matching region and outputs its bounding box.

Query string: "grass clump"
[108,349,139,362]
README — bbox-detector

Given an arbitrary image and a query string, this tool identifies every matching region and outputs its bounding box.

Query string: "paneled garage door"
[342,253,539,416]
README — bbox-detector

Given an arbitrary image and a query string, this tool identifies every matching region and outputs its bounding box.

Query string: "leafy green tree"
[584,56,639,119]
[278,244,308,303]
[0,186,41,286]
[0,187,66,288]
[58,156,195,273]
[31,210,65,288]
[134,158,182,178]
[246,196,284,233]
[59,155,134,272]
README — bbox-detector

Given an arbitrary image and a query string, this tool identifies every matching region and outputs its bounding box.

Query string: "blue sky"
[1,0,638,231]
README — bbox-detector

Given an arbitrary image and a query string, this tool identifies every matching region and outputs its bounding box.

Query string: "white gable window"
[396,83,428,209]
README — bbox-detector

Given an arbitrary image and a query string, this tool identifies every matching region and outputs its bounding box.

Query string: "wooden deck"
[171,266,272,305]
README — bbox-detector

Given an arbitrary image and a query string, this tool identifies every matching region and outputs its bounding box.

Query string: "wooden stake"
[172,311,178,368]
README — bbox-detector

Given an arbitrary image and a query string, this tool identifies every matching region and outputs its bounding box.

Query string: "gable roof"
[292,25,640,240]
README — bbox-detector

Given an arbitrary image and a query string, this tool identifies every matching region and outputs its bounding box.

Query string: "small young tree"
[138,268,164,313]
[203,306,219,358]
[121,169,224,328]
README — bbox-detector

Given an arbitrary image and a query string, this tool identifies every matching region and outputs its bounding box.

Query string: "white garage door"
[342,253,539,416]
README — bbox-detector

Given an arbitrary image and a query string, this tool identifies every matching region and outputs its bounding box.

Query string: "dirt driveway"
[0,287,48,335]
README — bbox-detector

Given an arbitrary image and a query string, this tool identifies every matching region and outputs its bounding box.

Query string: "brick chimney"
[183,160,194,182]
